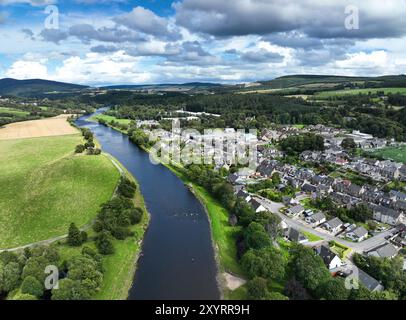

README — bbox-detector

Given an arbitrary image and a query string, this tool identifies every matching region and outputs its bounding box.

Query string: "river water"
[76,110,220,300]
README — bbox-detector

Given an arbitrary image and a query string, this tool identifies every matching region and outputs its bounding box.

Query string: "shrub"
[95,231,115,255]
[21,276,43,297]
[75,144,85,153]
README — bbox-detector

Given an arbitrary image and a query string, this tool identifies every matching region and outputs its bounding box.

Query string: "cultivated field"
[0,134,120,248]
[0,115,77,140]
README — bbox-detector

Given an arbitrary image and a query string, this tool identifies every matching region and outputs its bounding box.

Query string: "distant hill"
[102,82,224,91]
[257,74,406,89]
[0,78,88,97]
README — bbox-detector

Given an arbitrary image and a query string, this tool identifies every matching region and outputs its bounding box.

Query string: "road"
[254,195,392,253]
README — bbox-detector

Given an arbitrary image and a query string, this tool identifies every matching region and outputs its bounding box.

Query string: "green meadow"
[368,145,406,164]
[316,87,406,98]
[89,114,133,125]
[0,107,30,116]
[0,134,120,248]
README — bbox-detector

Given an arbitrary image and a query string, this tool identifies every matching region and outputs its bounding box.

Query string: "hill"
[102,82,224,92]
[0,78,88,97]
[0,134,120,249]
[256,74,406,89]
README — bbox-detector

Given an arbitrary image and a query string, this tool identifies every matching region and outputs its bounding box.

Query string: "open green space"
[367,145,406,164]
[0,134,120,248]
[0,107,30,116]
[89,114,132,125]
[316,87,406,98]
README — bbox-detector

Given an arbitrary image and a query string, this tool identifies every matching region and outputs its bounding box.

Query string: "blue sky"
[0,0,406,86]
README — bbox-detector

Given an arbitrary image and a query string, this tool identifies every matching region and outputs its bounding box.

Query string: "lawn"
[368,145,406,164]
[329,241,351,259]
[89,114,132,125]
[0,134,120,248]
[303,231,323,242]
[0,107,29,116]
[54,153,149,300]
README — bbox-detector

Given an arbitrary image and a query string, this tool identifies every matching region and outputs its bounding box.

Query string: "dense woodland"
[84,90,406,141]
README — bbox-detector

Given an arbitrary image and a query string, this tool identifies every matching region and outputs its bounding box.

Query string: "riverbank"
[88,116,245,298]
[57,155,150,300]
[162,162,246,299]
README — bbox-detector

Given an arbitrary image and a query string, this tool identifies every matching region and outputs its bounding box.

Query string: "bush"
[129,208,143,225]
[67,223,86,247]
[75,144,85,153]
[117,178,137,198]
[21,276,43,297]
[95,231,115,255]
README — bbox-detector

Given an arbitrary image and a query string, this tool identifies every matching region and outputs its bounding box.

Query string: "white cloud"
[5,60,49,79]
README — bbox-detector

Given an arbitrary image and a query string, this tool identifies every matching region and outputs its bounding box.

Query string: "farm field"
[315,87,406,98]
[368,145,406,164]
[0,134,120,248]
[0,115,77,140]
[0,107,30,116]
[89,114,132,125]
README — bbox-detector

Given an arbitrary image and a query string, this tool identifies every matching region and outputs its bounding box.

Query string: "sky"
[0,0,406,86]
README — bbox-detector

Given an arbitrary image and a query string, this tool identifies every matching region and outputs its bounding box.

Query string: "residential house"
[249,198,267,213]
[370,204,402,226]
[236,190,252,202]
[367,243,398,259]
[346,226,369,242]
[356,268,384,292]
[285,228,308,244]
[302,183,317,194]
[315,245,342,270]
[305,212,326,226]
[390,190,406,202]
[286,205,305,217]
[324,217,344,234]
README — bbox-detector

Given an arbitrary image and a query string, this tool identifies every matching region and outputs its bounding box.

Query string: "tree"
[288,244,331,293]
[316,278,349,300]
[0,262,21,293]
[244,222,271,250]
[241,247,285,281]
[246,277,269,300]
[271,172,281,185]
[75,144,85,153]
[67,223,84,247]
[21,276,43,298]
[95,231,115,255]
[341,138,357,150]
[51,279,91,300]
[129,208,143,225]
[11,292,37,300]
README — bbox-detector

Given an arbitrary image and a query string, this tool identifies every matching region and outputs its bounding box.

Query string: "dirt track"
[0,115,78,140]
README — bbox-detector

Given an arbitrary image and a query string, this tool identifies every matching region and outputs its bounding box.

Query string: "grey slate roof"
[286,228,307,243]
[352,226,368,238]
[357,268,384,292]
[368,243,398,258]
[326,217,343,229]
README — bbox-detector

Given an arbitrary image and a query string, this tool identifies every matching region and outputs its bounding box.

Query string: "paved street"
[254,195,393,254]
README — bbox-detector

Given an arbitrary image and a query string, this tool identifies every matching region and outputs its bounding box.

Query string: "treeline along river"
[76,109,220,300]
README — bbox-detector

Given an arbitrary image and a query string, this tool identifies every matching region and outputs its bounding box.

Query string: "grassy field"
[89,114,132,125]
[368,145,406,164]
[0,107,30,116]
[316,87,406,98]
[0,134,120,248]
[57,164,149,300]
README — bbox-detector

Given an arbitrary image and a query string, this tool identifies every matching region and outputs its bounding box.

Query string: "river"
[76,110,220,300]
